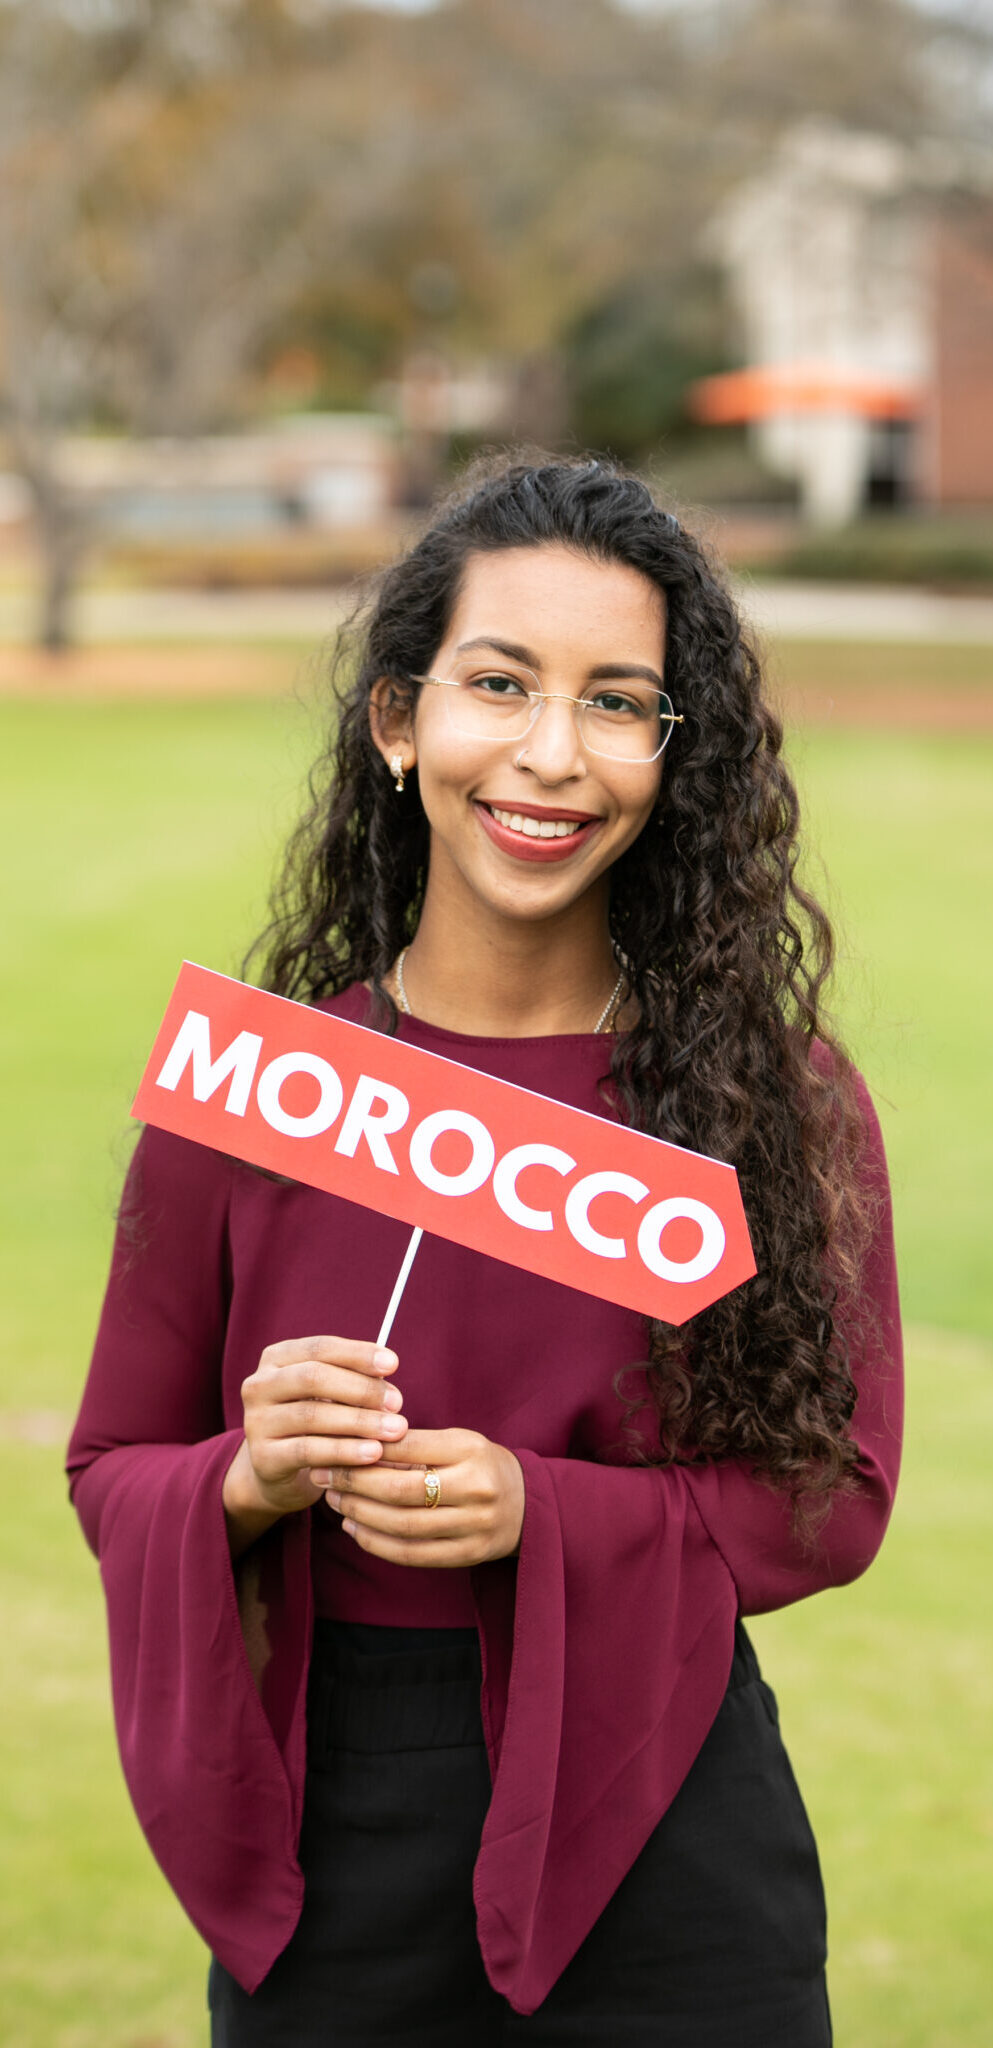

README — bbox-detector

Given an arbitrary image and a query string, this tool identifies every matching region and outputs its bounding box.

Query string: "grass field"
[1,656,991,2045]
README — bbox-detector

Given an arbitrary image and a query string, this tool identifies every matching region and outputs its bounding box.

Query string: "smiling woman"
[67,453,902,2046]
[367,544,671,948]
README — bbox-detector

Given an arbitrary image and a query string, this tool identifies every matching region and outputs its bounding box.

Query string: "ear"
[369,675,416,778]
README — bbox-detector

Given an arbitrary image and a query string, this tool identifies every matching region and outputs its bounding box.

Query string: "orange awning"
[688,363,926,424]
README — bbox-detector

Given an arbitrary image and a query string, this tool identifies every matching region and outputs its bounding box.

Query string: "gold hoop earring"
[390,754,406,793]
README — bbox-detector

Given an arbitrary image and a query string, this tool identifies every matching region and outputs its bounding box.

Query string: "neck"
[399,881,621,1037]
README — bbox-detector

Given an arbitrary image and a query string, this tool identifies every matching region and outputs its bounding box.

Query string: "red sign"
[132,963,756,1326]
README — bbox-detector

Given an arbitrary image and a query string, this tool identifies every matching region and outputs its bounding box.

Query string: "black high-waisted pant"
[209,1619,831,2046]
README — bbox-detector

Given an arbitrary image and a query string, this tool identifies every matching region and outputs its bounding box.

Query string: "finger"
[378,1427,470,1468]
[334,1496,467,1541]
[340,1521,476,1569]
[259,1336,399,1377]
[259,1396,407,1441]
[255,1435,387,1479]
[262,1408,408,1458]
[308,1442,398,1485]
[327,1466,440,1515]
[325,1462,447,1508]
[249,1366,399,1418]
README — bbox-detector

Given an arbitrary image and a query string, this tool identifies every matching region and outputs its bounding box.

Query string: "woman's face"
[379,542,667,931]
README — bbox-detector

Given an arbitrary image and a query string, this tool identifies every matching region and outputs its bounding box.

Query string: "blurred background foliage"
[2,0,985,426]
[3,0,993,647]
[2,1,992,583]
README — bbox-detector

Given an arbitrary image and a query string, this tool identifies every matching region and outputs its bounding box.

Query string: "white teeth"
[490,806,582,839]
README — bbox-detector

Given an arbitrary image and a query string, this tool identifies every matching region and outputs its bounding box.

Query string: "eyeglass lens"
[435,657,676,761]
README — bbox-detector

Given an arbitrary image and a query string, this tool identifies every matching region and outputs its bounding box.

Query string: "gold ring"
[423,1467,441,1510]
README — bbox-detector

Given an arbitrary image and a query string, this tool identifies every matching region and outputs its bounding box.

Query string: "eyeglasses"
[413,657,682,764]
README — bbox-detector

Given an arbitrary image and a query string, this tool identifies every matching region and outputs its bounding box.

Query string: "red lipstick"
[473,800,603,864]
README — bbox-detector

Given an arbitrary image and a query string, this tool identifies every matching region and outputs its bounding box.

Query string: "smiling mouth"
[473,799,603,863]
[487,806,584,840]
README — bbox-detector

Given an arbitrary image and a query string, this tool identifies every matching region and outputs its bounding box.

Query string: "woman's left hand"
[319,1427,525,1567]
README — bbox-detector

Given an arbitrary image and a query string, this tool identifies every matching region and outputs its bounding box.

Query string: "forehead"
[443,543,666,662]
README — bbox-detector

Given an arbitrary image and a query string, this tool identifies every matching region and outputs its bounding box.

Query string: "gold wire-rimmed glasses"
[412,656,683,764]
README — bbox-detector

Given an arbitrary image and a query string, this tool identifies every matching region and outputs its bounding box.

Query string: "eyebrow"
[455,635,665,689]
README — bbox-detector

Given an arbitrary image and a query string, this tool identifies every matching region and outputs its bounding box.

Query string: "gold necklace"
[393,948,625,1034]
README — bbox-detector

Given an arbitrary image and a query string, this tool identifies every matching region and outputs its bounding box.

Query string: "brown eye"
[472,671,529,698]
[588,690,646,719]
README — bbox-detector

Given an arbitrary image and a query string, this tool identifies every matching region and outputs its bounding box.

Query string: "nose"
[516,695,585,784]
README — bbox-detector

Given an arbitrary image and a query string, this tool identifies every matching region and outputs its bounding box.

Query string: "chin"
[478,861,610,926]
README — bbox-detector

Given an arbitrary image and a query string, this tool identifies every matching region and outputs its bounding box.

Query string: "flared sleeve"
[470,1075,903,2015]
[66,1128,312,1991]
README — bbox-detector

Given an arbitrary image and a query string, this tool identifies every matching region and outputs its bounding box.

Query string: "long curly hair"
[248,452,870,1503]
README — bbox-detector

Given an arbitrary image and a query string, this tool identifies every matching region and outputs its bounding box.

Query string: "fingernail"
[374,1348,398,1371]
[382,1386,403,1411]
[327,1491,342,1512]
[358,1442,381,1460]
[342,1519,357,1537]
[379,1414,406,1436]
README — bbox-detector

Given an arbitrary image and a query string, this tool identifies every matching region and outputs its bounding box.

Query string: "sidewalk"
[735,580,993,646]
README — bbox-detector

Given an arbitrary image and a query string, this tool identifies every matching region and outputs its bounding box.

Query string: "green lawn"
[751,1324,993,2048]
[0,680,990,2044]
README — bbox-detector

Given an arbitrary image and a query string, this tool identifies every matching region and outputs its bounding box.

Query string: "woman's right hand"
[222,1336,407,1556]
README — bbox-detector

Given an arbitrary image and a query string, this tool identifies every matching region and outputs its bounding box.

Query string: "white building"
[709,122,933,524]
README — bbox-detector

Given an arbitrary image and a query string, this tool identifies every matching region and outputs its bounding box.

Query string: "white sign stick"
[376,1225,424,1349]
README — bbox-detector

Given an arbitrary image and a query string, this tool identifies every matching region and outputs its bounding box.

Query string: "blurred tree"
[706,0,933,143]
[0,0,387,645]
[564,268,730,459]
[1,0,990,644]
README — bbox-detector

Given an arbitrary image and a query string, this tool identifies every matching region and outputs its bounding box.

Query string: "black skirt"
[209,1619,831,2047]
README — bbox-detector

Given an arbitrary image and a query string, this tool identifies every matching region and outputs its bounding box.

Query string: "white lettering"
[492,1143,576,1231]
[334,1074,410,1174]
[408,1109,495,1198]
[256,1051,344,1139]
[637,1198,726,1285]
[564,1170,648,1259]
[155,1009,263,1117]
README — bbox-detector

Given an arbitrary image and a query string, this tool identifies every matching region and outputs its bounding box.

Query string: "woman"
[68,455,902,2046]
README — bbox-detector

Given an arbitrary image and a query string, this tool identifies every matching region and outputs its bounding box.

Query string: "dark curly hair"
[248,452,870,1505]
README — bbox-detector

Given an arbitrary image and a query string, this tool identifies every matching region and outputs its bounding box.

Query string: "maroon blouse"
[66,988,903,2016]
